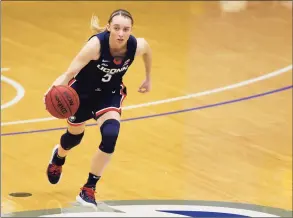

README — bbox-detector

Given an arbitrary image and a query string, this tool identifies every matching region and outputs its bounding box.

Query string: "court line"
[1,64,292,126]
[1,68,10,72]
[1,85,292,136]
[1,68,26,110]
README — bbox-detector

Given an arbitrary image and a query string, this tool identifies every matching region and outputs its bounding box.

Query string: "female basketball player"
[44,9,152,208]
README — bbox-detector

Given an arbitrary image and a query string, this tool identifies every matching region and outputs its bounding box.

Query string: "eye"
[114,27,119,31]
[124,28,130,32]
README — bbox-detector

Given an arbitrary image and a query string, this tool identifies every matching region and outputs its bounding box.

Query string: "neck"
[109,34,126,51]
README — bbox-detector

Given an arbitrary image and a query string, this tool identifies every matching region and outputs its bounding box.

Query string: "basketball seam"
[56,86,72,116]
[66,86,80,112]
[49,87,64,118]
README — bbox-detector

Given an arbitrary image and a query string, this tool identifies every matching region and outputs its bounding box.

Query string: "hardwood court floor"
[1,1,292,215]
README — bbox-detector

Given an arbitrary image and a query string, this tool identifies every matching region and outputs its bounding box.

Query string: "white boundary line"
[1,68,26,110]
[1,68,10,72]
[1,65,292,126]
[124,65,292,110]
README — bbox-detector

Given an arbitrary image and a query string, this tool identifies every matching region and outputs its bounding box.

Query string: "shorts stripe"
[67,119,85,126]
[68,78,76,86]
[120,83,126,106]
[95,107,121,117]
[95,83,127,118]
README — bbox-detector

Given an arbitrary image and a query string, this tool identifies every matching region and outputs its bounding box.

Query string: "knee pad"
[99,119,120,154]
[60,130,84,150]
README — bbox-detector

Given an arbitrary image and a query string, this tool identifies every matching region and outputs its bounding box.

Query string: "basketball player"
[44,9,152,208]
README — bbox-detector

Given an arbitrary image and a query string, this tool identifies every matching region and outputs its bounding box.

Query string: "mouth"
[117,39,124,43]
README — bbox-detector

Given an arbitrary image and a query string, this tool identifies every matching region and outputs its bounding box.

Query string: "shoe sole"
[47,144,62,184]
[76,195,97,209]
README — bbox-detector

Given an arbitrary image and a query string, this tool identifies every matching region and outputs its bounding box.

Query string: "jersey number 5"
[102,74,112,82]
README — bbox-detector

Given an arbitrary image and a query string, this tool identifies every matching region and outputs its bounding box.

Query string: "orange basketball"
[45,85,80,119]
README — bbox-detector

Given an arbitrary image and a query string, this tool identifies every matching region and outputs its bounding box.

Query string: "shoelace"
[49,164,61,175]
[81,187,96,201]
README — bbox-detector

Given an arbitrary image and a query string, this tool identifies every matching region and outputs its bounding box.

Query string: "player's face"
[107,15,132,47]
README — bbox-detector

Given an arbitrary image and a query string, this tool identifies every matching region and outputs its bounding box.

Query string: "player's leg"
[90,111,120,176]
[47,86,92,185]
[76,111,120,208]
[56,119,86,158]
[77,85,126,207]
[46,121,87,185]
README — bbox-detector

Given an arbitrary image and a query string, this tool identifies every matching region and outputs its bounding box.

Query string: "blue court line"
[1,85,292,137]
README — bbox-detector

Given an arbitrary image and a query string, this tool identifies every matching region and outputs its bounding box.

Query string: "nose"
[118,30,124,37]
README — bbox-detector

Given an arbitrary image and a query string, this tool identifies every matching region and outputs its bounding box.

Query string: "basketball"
[45,85,80,119]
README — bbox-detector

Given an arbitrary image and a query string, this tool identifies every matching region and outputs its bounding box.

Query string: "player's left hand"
[138,78,151,93]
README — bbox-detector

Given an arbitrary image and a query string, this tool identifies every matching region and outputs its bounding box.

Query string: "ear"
[106,24,110,32]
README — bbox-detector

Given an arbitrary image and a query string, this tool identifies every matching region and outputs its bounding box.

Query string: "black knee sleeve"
[99,119,120,154]
[60,130,84,150]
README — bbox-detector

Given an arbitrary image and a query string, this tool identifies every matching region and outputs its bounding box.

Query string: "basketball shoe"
[46,145,63,184]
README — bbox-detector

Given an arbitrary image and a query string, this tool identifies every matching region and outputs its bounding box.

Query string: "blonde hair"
[90,14,106,34]
[90,9,134,34]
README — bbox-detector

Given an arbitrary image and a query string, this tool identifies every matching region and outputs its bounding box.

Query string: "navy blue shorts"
[67,79,127,126]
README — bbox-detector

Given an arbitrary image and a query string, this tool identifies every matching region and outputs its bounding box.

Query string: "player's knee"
[60,130,84,150]
[99,119,120,154]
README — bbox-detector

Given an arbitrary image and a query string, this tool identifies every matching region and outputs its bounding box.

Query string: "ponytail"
[90,14,106,34]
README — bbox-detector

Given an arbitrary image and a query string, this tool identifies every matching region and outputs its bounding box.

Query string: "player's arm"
[136,38,152,80]
[51,36,101,87]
